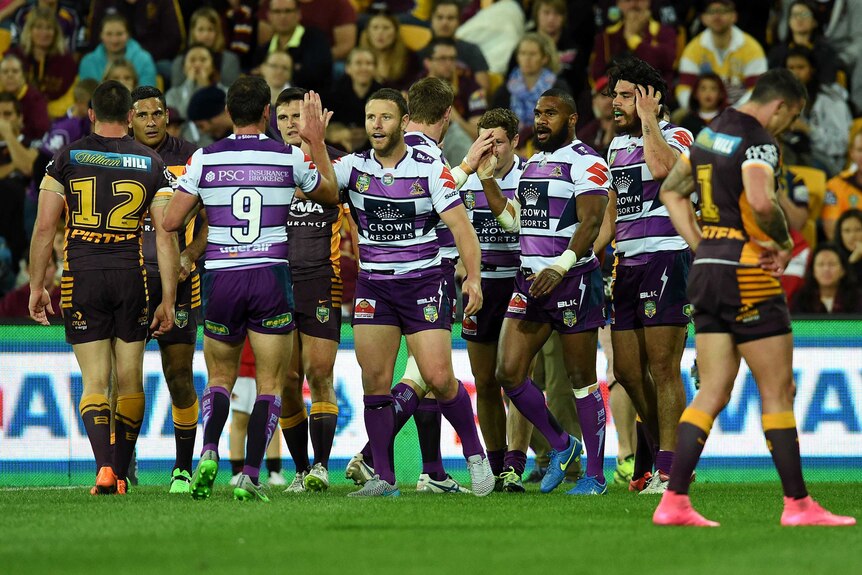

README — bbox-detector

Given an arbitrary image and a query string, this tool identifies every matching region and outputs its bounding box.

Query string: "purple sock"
[364,395,396,484]
[504,450,528,476]
[504,379,568,451]
[438,382,484,459]
[655,450,674,476]
[242,394,282,484]
[574,387,607,481]
[488,448,507,476]
[201,386,230,455]
[360,383,421,464]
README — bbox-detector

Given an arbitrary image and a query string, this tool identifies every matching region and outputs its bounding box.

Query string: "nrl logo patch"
[562,309,577,327]
[644,300,657,319]
[423,304,439,323]
[316,305,330,324]
[382,173,395,186]
[175,308,189,328]
[356,173,370,193]
[464,190,476,210]
[683,303,693,318]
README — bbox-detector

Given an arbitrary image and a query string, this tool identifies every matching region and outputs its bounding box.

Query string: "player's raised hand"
[462,276,484,316]
[299,91,333,146]
[635,84,661,121]
[477,154,497,180]
[151,302,175,337]
[463,130,496,173]
[28,287,54,326]
[528,267,564,298]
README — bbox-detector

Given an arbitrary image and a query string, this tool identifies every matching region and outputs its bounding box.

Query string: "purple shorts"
[611,250,692,331]
[441,259,457,323]
[201,264,295,343]
[352,269,452,334]
[462,276,515,342]
[504,266,606,334]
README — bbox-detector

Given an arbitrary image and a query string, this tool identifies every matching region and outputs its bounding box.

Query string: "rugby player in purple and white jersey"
[485,88,612,495]
[163,77,340,502]
[334,88,494,497]
[593,57,694,494]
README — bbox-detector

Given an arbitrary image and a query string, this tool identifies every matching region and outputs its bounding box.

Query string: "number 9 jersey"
[42,133,172,272]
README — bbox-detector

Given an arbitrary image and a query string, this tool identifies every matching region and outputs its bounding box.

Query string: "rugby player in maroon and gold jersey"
[28,80,179,495]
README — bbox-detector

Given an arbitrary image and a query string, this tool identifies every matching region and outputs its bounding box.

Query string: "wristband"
[458,160,474,176]
[495,202,519,232]
[451,165,469,189]
[552,249,578,273]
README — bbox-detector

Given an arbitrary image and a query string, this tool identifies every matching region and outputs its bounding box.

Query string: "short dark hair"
[368,88,408,118]
[477,108,519,141]
[226,76,270,127]
[407,77,453,124]
[275,86,308,110]
[426,36,457,56]
[607,54,668,105]
[750,68,808,106]
[130,85,166,108]
[539,87,577,115]
[0,91,22,116]
[784,45,816,68]
[432,0,461,16]
[91,80,132,123]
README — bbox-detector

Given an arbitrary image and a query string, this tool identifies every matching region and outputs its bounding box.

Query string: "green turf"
[1,482,858,575]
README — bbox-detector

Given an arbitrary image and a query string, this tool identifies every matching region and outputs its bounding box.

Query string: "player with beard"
[334,88,494,497]
[484,88,611,495]
[130,86,203,494]
[592,57,694,495]
[654,69,855,527]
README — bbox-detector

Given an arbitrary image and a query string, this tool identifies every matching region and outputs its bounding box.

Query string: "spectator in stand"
[676,0,767,110]
[590,0,677,100]
[531,0,593,100]
[185,84,232,146]
[0,92,37,281]
[358,9,419,91]
[576,76,615,159]
[422,37,485,139]
[418,0,489,91]
[224,0,257,71]
[87,0,185,84]
[296,0,357,62]
[0,250,60,317]
[783,46,852,177]
[677,72,727,137]
[253,0,332,95]
[779,168,813,301]
[79,14,157,89]
[835,209,862,281]
[103,58,138,92]
[260,50,293,138]
[6,7,77,120]
[769,0,839,86]
[790,244,862,314]
[0,53,48,139]
[454,0,525,75]
[493,32,568,149]
[171,7,242,89]
[328,46,381,151]
[822,133,862,241]
[777,0,862,113]
[12,0,80,54]
[166,45,227,128]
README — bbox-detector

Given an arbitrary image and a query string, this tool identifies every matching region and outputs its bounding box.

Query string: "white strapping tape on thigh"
[401,355,428,393]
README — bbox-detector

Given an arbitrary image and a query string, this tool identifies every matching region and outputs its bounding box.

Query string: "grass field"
[2,480,859,575]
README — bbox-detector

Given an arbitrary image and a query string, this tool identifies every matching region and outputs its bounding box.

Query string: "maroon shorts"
[611,250,692,331]
[352,269,452,334]
[148,271,200,345]
[201,264,295,343]
[504,266,606,334]
[462,276,515,343]
[293,273,342,342]
[61,268,148,345]
[687,263,791,344]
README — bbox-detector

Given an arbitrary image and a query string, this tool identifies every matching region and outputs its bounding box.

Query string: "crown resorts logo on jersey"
[356,173,370,193]
[71,151,152,171]
[518,180,550,230]
[612,166,643,217]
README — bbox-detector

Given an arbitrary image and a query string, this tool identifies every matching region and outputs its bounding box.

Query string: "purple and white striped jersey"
[334,146,462,276]
[517,140,610,275]
[461,157,525,279]
[607,121,693,262]
[404,131,459,262]
[176,134,320,270]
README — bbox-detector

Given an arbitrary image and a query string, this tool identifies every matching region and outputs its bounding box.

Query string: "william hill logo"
[71,151,151,171]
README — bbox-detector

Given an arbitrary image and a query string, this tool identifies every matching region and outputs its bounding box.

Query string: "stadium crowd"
[2,0,859,526]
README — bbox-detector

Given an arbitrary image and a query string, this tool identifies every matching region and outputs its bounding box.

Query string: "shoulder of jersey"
[410,146,439,165]
[568,141,603,159]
